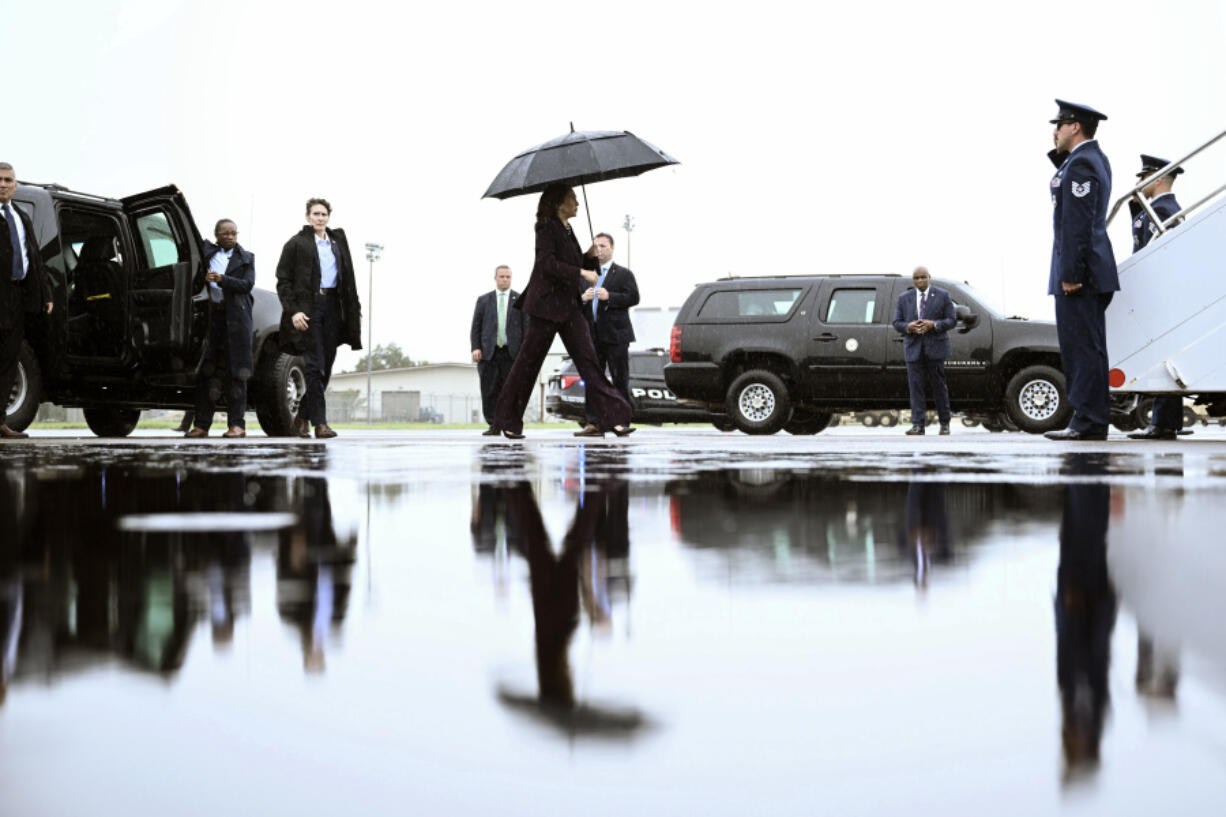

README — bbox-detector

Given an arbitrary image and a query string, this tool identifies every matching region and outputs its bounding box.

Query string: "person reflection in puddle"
[496,479,646,737]
[0,575,21,707]
[900,481,952,588]
[277,478,355,674]
[1055,454,1117,778]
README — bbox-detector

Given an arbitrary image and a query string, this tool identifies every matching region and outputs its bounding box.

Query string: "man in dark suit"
[0,163,53,440]
[892,266,956,435]
[470,265,527,435]
[1045,100,1120,442]
[186,219,256,439]
[577,232,639,436]
[1127,155,1185,440]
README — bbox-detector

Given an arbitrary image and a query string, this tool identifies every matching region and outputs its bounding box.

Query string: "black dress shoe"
[939,424,951,436]
[1127,425,1177,440]
[904,425,924,436]
[481,427,500,436]
[611,426,637,437]
[502,430,525,440]
[1044,428,1108,441]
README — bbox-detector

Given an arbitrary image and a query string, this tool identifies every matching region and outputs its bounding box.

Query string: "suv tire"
[254,349,307,436]
[1005,365,1071,433]
[726,369,791,435]
[711,418,736,432]
[785,409,833,435]
[5,342,41,432]
[83,407,141,437]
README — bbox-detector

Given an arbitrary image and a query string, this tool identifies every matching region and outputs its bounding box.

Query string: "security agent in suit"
[577,232,639,436]
[0,163,53,440]
[186,219,256,439]
[1044,100,1120,442]
[470,265,527,434]
[1127,155,1185,440]
[892,266,956,435]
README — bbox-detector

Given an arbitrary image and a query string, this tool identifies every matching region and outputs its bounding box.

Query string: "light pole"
[364,242,384,423]
[622,214,635,268]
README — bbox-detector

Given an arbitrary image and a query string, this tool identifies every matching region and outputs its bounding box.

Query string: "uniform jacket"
[1131,192,1182,252]
[203,240,256,379]
[892,285,956,361]
[580,262,639,346]
[1049,140,1120,296]
[517,219,597,323]
[275,226,363,354]
[0,203,52,331]
[470,288,527,360]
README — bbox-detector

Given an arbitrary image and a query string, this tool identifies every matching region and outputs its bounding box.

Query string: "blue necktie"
[4,204,24,281]
[592,267,608,320]
[920,291,927,318]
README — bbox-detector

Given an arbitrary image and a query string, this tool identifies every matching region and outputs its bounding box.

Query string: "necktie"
[4,204,25,281]
[592,267,608,320]
[496,291,507,347]
[920,291,927,318]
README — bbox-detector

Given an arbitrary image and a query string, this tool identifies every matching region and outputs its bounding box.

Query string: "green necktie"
[496,291,507,347]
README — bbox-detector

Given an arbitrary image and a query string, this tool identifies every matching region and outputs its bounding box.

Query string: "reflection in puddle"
[2,447,1226,813]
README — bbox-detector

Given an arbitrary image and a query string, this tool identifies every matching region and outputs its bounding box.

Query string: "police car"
[546,348,731,428]
[664,274,1071,435]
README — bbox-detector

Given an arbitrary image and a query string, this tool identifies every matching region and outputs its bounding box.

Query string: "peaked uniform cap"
[1050,99,1108,125]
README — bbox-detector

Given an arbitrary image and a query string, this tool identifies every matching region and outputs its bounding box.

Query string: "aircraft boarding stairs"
[1105,127,1226,420]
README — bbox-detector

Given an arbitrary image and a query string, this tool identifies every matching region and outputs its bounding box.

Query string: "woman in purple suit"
[491,185,633,439]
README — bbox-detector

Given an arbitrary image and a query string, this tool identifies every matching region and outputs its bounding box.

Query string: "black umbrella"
[483,124,679,237]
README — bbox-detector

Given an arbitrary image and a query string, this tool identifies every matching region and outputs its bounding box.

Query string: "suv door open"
[121,186,203,355]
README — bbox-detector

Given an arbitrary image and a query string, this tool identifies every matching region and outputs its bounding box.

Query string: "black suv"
[6,182,303,436]
[546,348,728,427]
[664,275,1070,435]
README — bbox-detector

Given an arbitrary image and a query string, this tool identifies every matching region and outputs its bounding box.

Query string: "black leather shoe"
[1044,428,1108,441]
[481,427,500,436]
[502,430,525,440]
[611,426,637,437]
[904,425,924,436]
[939,424,951,436]
[1127,425,1177,440]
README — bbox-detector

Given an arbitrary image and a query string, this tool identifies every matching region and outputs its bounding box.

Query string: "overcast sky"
[8,0,1225,371]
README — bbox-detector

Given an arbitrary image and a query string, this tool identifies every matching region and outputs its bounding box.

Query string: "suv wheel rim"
[7,363,26,415]
[286,365,306,415]
[738,383,776,422]
[1018,378,1059,421]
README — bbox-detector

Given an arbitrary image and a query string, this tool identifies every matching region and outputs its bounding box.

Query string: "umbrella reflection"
[492,478,648,739]
[1054,454,1117,780]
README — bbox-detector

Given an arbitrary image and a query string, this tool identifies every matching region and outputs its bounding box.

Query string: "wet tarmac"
[2,428,1226,815]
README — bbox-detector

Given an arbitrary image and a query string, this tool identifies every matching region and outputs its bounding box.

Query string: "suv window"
[826,288,876,323]
[698,288,802,319]
[133,211,182,268]
[630,355,664,376]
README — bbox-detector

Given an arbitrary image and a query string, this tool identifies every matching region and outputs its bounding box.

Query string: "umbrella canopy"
[482,128,679,200]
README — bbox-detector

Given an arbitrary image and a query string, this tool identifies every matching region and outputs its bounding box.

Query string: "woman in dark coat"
[492,185,633,439]
[275,198,363,439]
[186,219,255,438]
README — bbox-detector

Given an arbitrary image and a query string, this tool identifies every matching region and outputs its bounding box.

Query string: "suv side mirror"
[955,304,979,330]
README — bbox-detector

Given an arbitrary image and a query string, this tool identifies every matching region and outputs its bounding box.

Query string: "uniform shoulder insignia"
[1071,180,1092,198]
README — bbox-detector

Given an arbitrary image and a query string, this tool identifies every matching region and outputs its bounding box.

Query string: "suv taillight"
[561,375,582,390]
[669,326,683,362]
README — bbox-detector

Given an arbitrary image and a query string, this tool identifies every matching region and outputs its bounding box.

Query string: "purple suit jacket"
[517,219,596,323]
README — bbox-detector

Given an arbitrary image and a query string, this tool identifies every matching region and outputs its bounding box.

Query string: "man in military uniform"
[1044,100,1120,441]
[1127,155,1185,440]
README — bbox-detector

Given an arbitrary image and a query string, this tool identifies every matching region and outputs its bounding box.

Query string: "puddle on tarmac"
[1,448,1224,815]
